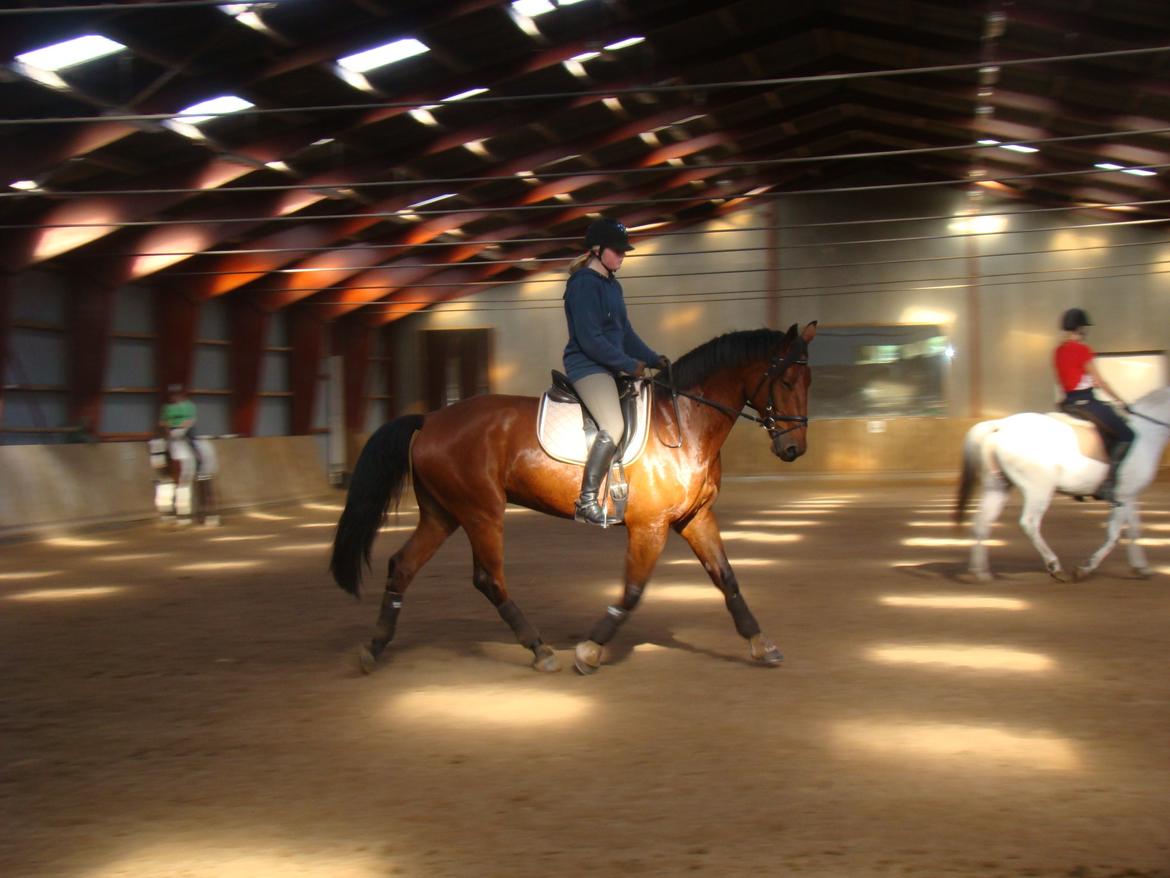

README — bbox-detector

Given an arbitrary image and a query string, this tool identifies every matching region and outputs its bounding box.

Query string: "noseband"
[746,341,809,438]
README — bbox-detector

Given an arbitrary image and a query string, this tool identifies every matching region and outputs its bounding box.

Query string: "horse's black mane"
[664,327,794,392]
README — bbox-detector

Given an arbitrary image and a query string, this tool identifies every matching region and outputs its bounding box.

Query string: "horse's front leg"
[1077,501,1143,581]
[574,521,669,675]
[680,506,782,666]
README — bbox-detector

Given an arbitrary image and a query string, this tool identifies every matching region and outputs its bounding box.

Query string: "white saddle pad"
[536,380,652,466]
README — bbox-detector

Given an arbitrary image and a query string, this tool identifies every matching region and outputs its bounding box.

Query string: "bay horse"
[331,323,817,675]
[148,432,220,526]
[955,387,1170,581]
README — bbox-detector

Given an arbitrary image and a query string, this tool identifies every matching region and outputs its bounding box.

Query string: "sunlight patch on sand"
[391,685,589,726]
[6,586,126,602]
[174,560,261,572]
[246,511,291,521]
[96,553,168,561]
[721,530,802,544]
[663,557,779,567]
[903,537,1005,548]
[880,594,1028,611]
[42,536,119,548]
[266,541,332,552]
[81,842,386,878]
[834,720,1079,770]
[0,570,61,581]
[866,643,1053,672]
[733,518,820,527]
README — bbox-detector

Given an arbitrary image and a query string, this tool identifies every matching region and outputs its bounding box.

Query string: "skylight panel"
[338,37,429,73]
[443,87,488,102]
[1094,162,1157,177]
[177,95,255,124]
[16,34,126,71]
[511,0,555,16]
[604,36,645,51]
[9,180,40,192]
[408,193,456,208]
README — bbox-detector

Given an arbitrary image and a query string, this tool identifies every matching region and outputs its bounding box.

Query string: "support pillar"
[334,314,372,470]
[67,275,117,437]
[288,305,325,435]
[228,298,268,436]
[156,290,201,393]
[0,274,10,425]
[765,199,780,329]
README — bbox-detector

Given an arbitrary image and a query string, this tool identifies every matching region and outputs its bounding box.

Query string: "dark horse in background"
[331,323,817,675]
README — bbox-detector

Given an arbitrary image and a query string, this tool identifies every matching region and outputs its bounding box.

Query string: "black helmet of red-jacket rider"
[1061,308,1092,332]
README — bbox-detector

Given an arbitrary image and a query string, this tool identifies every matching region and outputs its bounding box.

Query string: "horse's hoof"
[573,640,603,675]
[358,646,378,675]
[532,644,561,673]
[203,515,221,527]
[972,569,993,583]
[749,634,784,666]
[1132,566,1151,580]
[1073,565,1093,582]
[1047,563,1068,583]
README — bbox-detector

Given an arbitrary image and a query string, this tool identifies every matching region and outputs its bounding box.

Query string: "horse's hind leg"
[677,507,782,666]
[1017,486,1065,580]
[463,514,560,673]
[360,500,456,673]
[574,521,669,675]
[969,482,1008,581]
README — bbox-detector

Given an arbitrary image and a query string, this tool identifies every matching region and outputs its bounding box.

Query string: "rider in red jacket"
[1054,308,1133,505]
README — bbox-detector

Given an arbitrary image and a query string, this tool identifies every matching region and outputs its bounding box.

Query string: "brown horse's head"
[747,322,817,462]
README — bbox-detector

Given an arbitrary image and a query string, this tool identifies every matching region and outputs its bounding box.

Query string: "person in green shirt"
[160,383,201,470]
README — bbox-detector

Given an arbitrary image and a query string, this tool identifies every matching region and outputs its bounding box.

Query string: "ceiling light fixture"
[9,179,41,191]
[408,192,456,208]
[337,37,429,73]
[176,95,255,124]
[16,34,126,71]
[604,36,645,51]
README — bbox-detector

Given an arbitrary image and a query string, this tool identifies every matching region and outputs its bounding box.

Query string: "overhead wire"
[4,126,1170,200]
[4,45,1170,125]
[5,163,1170,230]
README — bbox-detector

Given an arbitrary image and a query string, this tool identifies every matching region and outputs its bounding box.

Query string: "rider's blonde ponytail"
[568,251,592,274]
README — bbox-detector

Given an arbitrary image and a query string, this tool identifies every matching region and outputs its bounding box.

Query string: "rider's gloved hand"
[655,355,671,371]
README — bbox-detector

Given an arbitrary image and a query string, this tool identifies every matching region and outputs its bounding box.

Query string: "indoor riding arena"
[2,2,1168,877]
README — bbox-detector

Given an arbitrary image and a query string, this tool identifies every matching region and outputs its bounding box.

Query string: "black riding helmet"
[584,217,634,253]
[1061,308,1092,332]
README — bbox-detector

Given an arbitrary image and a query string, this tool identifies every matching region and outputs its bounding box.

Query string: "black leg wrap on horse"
[497,599,541,650]
[369,589,405,656]
[589,605,630,645]
[725,591,761,638]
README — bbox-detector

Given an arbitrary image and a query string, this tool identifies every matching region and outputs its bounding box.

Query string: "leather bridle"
[654,340,809,446]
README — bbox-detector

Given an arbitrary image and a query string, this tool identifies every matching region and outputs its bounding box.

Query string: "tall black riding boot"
[575,430,619,526]
[1094,440,1132,506]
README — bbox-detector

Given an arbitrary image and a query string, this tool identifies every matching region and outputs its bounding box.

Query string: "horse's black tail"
[330,415,425,597]
[955,420,995,526]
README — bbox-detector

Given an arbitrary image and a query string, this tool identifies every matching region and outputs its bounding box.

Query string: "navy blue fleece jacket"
[562,268,659,382]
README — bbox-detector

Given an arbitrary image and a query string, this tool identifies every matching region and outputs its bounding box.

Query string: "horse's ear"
[785,323,798,341]
[801,321,818,343]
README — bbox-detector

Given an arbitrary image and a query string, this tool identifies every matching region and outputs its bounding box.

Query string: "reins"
[1127,406,1170,429]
